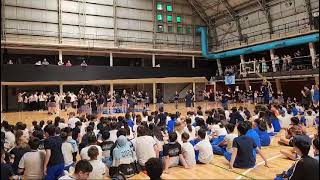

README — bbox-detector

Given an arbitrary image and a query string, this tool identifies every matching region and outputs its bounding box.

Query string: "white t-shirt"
[59,123,68,129]
[181,142,196,167]
[225,110,230,120]
[305,115,315,128]
[59,174,75,180]
[135,136,157,166]
[183,126,196,141]
[194,139,213,164]
[68,117,80,129]
[80,145,103,161]
[62,142,74,166]
[224,133,237,153]
[109,130,118,143]
[4,131,15,150]
[278,114,293,129]
[88,159,106,180]
[18,150,45,180]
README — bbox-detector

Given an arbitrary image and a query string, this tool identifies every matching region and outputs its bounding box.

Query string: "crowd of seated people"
[2,85,319,180]
[6,58,88,67]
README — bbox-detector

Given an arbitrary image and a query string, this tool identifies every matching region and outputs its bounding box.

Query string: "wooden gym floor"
[1,102,317,179]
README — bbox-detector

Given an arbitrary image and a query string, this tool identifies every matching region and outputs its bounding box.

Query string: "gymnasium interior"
[1,0,319,179]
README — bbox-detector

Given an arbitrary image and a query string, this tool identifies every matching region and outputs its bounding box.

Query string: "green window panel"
[157,25,164,32]
[157,14,163,21]
[186,26,192,34]
[157,3,163,10]
[166,5,173,12]
[176,16,182,23]
[177,26,183,33]
[168,26,173,33]
[167,15,172,22]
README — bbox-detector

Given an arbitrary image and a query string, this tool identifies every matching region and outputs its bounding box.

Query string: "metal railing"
[210,17,317,51]
[215,55,319,80]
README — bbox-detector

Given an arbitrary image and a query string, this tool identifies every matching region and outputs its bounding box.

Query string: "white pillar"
[110,53,113,67]
[192,82,196,101]
[59,84,63,95]
[217,59,223,76]
[240,55,245,64]
[59,50,63,62]
[309,42,317,68]
[192,56,195,69]
[153,83,156,103]
[110,83,114,95]
[270,49,276,72]
[152,54,156,67]
[275,79,282,94]
[240,55,245,72]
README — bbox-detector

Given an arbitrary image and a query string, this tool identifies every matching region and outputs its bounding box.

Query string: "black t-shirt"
[174,94,179,100]
[158,113,167,127]
[1,163,14,179]
[97,96,105,105]
[49,95,55,102]
[100,141,115,154]
[163,142,182,157]
[72,127,81,141]
[289,155,319,180]
[78,98,85,106]
[10,147,30,173]
[44,136,64,166]
[156,96,163,103]
[65,96,71,103]
[232,136,257,168]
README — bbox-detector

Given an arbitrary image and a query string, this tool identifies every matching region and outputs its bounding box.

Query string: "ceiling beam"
[255,0,273,35]
[219,0,244,42]
[187,0,212,28]
[187,0,219,47]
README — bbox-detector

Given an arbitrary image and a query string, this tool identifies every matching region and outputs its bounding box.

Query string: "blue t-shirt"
[167,119,176,133]
[292,107,298,116]
[254,128,270,147]
[127,119,134,129]
[246,129,261,149]
[232,136,257,168]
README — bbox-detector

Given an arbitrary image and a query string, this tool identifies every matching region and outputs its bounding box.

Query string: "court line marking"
[236,154,283,180]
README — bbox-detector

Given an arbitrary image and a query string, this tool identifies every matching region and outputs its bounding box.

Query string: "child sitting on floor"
[253,119,271,147]
[181,132,196,168]
[228,122,269,169]
[194,129,214,164]
[163,132,189,174]
[212,123,237,156]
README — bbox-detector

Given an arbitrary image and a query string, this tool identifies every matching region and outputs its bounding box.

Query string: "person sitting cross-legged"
[163,132,190,174]
[228,122,269,169]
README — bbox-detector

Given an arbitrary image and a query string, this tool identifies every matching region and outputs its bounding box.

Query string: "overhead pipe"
[197,27,319,59]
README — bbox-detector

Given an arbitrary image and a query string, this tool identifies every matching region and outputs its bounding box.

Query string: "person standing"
[174,91,179,110]
[185,91,193,111]
[301,86,312,110]
[97,94,105,115]
[38,92,47,111]
[17,92,25,112]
